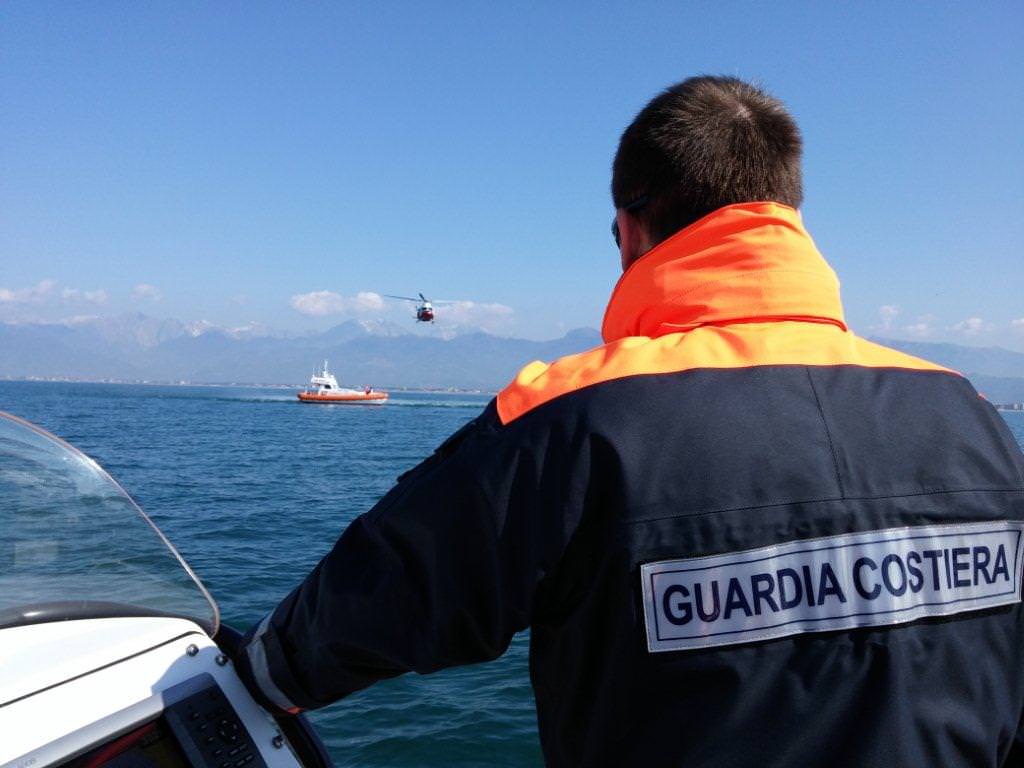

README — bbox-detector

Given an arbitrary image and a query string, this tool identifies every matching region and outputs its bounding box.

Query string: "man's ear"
[617,210,652,272]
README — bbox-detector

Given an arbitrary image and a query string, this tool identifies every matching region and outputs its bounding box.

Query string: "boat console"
[0,413,331,768]
[0,617,322,768]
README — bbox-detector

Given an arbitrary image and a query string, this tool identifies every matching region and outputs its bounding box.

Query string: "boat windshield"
[0,411,219,635]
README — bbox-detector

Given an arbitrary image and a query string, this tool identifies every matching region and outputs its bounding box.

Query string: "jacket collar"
[601,202,847,343]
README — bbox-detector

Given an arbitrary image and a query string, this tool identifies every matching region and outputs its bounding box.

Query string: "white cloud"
[290,290,345,316]
[353,291,385,312]
[0,279,56,304]
[434,300,515,335]
[131,283,163,303]
[865,304,900,336]
[902,321,933,338]
[64,314,101,325]
[290,290,385,317]
[1011,318,1024,333]
[0,280,110,322]
[877,305,899,333]
[61,287,108,305]
[952,316,991,336]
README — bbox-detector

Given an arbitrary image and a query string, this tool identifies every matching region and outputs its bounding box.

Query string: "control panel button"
[164,679,269,768]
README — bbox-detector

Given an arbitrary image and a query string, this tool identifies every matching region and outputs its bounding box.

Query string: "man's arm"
[234,401,577,713]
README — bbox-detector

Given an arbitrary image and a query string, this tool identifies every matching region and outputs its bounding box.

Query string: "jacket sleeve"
[234,400,578,713]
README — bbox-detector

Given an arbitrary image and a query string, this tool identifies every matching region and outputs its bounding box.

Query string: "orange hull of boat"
[297,391,388,403]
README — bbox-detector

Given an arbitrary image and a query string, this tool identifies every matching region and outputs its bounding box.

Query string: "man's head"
[612,76,803,270]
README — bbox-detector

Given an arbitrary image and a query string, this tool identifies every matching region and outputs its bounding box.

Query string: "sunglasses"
[611,194,649,249]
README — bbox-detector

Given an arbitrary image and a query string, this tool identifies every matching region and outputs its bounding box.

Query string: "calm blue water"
[1,380,1022,767]
[0,381,540,767]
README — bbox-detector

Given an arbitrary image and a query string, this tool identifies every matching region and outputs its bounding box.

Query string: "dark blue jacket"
[238,204,1024,766]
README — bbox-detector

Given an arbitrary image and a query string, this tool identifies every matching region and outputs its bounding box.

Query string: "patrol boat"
[297,360,387,403]
[0,411,331,768]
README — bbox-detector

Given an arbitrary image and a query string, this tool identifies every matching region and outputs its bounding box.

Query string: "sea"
[1,380,1022,767]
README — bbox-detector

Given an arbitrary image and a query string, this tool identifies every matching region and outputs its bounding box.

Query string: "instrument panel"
[65,719,189,768]
[61,676,266,768]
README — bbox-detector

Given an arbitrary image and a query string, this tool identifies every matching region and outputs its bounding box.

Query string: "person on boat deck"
[236,76,1024,766]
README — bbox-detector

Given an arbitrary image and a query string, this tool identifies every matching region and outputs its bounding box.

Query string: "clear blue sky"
[2,2,1022,348]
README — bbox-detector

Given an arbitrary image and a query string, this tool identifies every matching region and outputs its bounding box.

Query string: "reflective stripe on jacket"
[237,202,1024,767]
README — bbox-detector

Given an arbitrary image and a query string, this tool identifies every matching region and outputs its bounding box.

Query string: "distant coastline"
[3,377,1019,410]
[0,376,495,396]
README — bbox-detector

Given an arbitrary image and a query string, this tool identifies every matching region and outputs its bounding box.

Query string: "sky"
[2,2,1022,348]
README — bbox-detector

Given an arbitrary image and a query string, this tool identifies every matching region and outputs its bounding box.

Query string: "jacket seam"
[805,366,845,499]
[499,364,961,426]
[624,487,1024,526]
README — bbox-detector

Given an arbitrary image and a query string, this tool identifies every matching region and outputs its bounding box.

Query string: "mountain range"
[0,315,602,391]
[2,315,1023,400]
[867,338,1024,404]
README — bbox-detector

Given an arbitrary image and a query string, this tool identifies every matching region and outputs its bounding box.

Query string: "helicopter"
[385,292,453,323]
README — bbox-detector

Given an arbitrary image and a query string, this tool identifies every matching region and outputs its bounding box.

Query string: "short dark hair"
[612,76,803,244]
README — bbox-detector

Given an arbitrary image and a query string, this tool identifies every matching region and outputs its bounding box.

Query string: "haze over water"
[1,380,1022,766]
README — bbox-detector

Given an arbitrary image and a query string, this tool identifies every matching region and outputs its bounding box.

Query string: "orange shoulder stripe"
[496,323,955,425]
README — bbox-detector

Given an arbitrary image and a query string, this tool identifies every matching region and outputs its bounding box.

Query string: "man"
[238,76,1024,766]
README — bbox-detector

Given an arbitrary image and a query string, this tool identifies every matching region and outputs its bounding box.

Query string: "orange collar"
[601,202,847,343]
